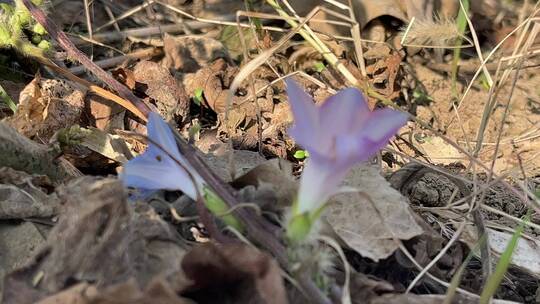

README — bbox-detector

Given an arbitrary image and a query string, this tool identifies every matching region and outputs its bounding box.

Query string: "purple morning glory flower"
[286,79,408,214]
[121,112,204,200]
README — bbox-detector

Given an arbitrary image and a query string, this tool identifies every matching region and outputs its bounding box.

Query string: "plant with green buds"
[0,0,49,58]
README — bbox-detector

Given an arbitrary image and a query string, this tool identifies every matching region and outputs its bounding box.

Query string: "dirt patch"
[413,64,540,177]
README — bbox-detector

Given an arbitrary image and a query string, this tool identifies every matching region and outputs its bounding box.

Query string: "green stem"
[203,187,244,232]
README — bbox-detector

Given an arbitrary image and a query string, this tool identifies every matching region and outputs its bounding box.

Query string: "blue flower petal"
[146,111,182,161]
[286,78,321,151]
[319,87,370,134]
[121,112,202,200]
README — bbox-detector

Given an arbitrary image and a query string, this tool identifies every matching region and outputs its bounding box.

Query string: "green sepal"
[203,187,244,232]
[286,199,329,243]
[286,212,312,243]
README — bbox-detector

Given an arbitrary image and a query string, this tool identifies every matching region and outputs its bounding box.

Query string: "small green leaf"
[193,88,204,106]
[479,212,531,304]
[314,61,325,73]
[412,88,433,102]
[0,83,17,112]
[478,73,491,91]
[293,149,309,159]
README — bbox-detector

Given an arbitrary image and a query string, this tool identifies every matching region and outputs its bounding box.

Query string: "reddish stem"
[21,0,151,119]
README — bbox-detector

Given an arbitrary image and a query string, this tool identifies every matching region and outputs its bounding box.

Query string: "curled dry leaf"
[2,177,189,303]
[162,34,231,74]
[325,164,423,261]
[6,77,87,142]
[181,243,287,304]
[365,51,402,99]
[81,127,134,163]
[185,58,240,114]
[133,60,190,122]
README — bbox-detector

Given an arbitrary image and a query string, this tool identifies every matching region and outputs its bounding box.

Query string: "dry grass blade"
[95,0,156,32]
[267,0,358,85]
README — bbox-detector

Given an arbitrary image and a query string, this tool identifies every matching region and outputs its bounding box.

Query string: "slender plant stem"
[21,0,152,120]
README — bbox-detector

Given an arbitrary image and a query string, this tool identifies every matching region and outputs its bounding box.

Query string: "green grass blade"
[451,0,470,97]
[479,212,531,304]
[0,83,17,112]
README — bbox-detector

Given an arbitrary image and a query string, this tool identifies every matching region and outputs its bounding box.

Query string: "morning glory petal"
[296,159,349,214]
[122,155,198,199]
[147,111,182,160]
[122,112,204,201]
[286,78,320,150]
[334,134,372,166]
[362,108,409,143]
[320,88,370,134]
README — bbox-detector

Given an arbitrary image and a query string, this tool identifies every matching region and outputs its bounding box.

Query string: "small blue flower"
[121,112,204,200]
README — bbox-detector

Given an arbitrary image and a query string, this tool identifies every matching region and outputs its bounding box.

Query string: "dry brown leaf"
[186,58,240,114]
[6,77,87,142]
[81,128,134,163]
[133,60,190,122]
[365,51,402,98]
[325,164,423,261]
[162,34,231,74]
[85,95,125,131]
[181,243,287,304]
[37,278,194,304]
[232,158,296,211]
[2,177,188,302]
